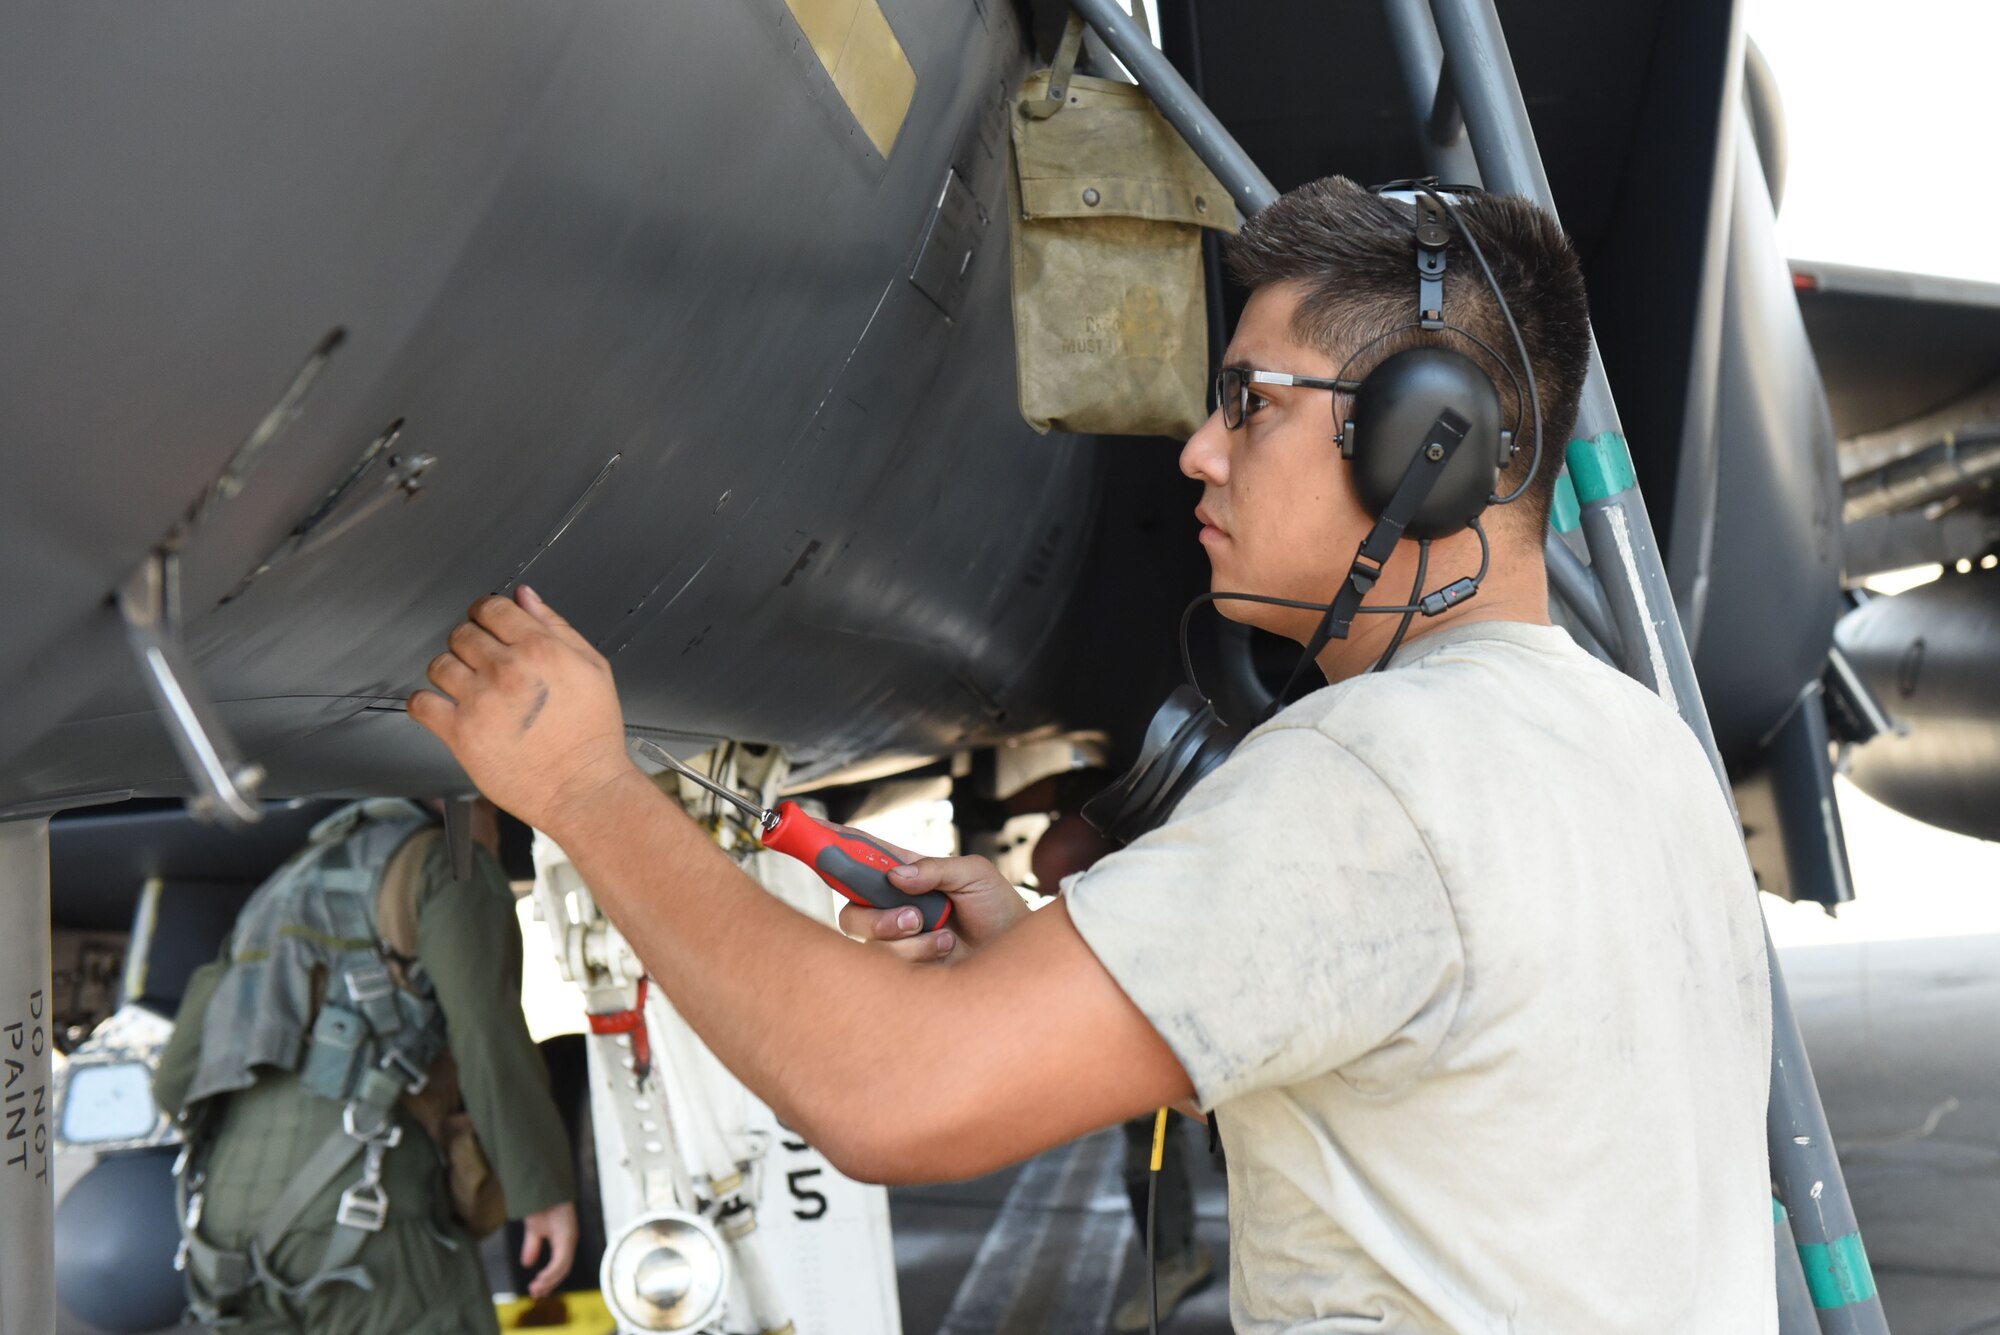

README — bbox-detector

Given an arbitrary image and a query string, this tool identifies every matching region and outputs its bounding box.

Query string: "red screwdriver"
[631,738,953,931]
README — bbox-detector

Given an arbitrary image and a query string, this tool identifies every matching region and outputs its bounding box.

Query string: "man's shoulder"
[1276,621,1659,734]
[408,837,517,943]
[1256,620,1706,805]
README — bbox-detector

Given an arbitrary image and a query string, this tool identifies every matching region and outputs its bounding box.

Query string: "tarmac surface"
[889,1122,1231,1335]
[1778,932,2000,1335]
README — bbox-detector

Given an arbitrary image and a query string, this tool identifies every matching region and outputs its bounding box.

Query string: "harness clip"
[336,1179,390,1233]
[379,1046,430,1095]
[344,960,394,1005]
[342,1102,404,1148]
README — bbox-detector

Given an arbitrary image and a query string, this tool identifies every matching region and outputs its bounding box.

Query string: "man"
[410,177,1775,1331]
[154,798,580,1334]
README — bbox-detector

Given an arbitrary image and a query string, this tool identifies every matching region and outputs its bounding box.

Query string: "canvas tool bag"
[1008,18,1238,439]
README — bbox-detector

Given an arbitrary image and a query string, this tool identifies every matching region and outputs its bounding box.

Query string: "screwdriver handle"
[761,801,953,932]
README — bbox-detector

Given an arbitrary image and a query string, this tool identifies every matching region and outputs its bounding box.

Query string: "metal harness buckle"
[335,1178,390,1233]
[344,960,394,1005]
[380,1046,429,1096]
[342,1102,404,1148]
[336,1135,394,1233]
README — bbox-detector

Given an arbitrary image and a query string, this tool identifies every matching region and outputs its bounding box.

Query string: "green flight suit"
[154,839,577,1335]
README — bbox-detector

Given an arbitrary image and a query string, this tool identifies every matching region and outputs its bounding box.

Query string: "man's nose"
[1180,409,1230,485]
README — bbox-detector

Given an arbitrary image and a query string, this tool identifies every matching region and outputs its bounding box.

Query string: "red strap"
[586,976,652,1080]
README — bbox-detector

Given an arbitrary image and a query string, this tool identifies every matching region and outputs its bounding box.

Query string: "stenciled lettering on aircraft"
[3,988,50,1182]
[777,1120,833,1222]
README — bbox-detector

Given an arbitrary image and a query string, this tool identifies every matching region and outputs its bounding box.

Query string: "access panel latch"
[116,551,265,827]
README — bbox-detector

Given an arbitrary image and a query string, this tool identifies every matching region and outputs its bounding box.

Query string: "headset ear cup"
[1344,347,1503,539]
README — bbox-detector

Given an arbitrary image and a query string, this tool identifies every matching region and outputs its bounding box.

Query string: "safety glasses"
[1213,366,1362,429]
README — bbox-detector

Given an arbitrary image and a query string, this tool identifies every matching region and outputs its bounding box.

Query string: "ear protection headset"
[1090,178,1545,842]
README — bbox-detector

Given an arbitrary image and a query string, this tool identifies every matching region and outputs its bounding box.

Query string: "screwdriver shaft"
[630,737,771,826]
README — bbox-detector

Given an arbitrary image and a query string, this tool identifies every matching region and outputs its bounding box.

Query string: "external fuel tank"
[1835,566,2000,842]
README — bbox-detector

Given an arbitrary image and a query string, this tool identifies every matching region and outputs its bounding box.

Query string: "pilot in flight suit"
[153,798,578,1335]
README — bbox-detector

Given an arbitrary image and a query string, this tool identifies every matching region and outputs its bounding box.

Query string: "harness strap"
[327,866,405,1039]
[249,1225,375,1308]
[182,1227,253,1300]
[1024,12,1088,120]
[180,1060,431,1315]
[253,1123,372,1259]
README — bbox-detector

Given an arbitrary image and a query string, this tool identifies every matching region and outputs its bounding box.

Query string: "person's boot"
[1111,1242,1214,1331]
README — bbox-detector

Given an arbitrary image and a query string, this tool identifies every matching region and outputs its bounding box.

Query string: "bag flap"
[1012,72,1239,231]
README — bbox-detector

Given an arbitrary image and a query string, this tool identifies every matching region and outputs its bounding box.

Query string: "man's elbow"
[811,1107,1000,1187]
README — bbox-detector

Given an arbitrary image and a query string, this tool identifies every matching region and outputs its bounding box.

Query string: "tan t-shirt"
[1066,621,1775,1333]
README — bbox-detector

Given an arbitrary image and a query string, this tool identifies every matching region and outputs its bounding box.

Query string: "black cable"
[1178,591,1433,705]
[1372,539,1431,673]
[1417,185,1544,507]
[1180,592,1335,693]
[1364,178,1544,507]
[1147,1162,1160,1335]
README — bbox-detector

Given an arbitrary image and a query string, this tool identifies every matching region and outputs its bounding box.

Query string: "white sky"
[1747,0,2000,284]
[1766,776,2000,947]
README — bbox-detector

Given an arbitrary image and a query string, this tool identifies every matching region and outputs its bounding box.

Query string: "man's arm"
[411,589,1192,1184]
[151,947,229,1120]
[412,840,580,1296]
[412,841,576,1216]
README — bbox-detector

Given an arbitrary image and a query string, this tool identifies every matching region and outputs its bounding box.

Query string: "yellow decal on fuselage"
[786,0,917,157]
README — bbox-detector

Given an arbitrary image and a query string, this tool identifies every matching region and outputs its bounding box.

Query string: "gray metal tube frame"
[1767,952,1884,1331]
[1379,0,1482,184]
[1067,0,1277,213]
[0,818,55,1335]
[1776,1204,1820,1333]
[1544,536,1621,657]
[1426,0,1883,1329]
[1080,1,1883,1330]
[1374,0,1619,662]
[1426,0,1698,705]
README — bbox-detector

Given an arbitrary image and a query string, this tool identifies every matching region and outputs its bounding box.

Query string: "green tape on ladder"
[1798,1233,1878,1309]
[1550,471,1581,533]
[1565,432,1636,503]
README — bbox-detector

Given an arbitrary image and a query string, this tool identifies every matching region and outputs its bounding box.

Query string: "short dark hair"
[1226,176,1593,536]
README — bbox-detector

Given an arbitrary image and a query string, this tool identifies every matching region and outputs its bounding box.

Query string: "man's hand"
[519,1200,580,1299]
[409,587,637,836]
[837,853,1030,962]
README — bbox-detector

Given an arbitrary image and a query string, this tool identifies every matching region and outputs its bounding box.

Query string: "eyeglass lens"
[1214,368,1245,428]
